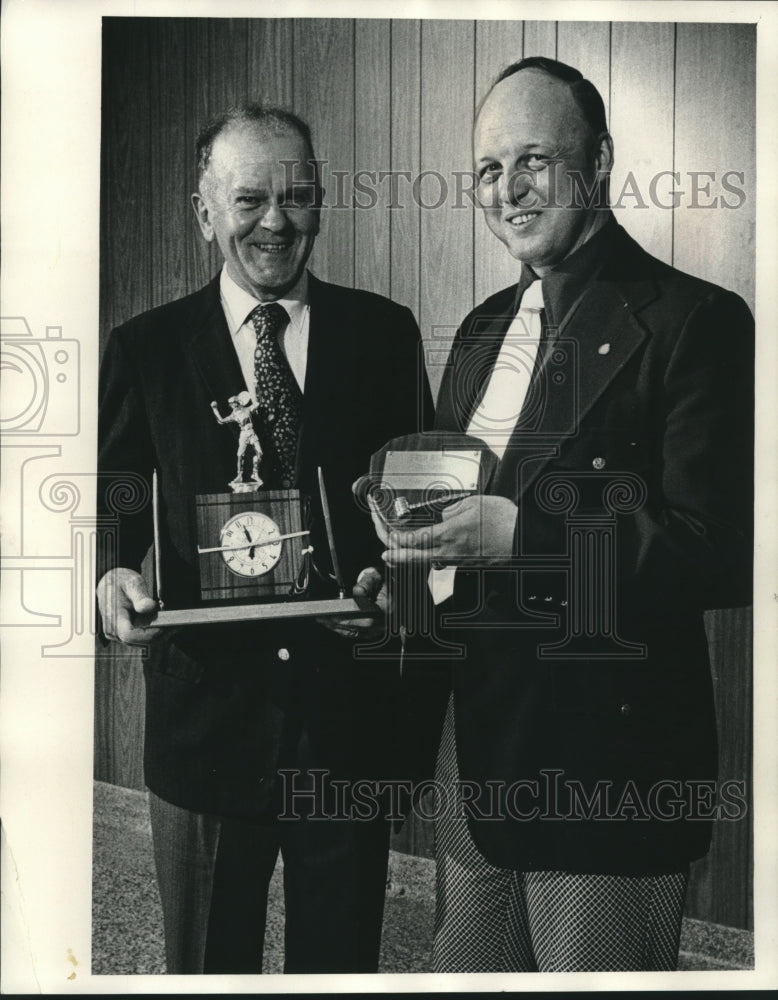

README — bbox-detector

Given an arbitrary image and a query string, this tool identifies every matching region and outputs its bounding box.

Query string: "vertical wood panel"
[390,20,421,319]
[207,18,249,112]
[556,21,610,122]
[473,20,525,304]
[674,23,755,308]
[475,19,525,103]
[684,609,754,929]
[246,18,294,106]
[420,20,475,401]
[184,19,220,291]
[98,20,163,792]
[390,805,434,860]
[354,20,391,297]
[673,23,755,931]
[148,19,189,307]
[610,22,675,262]
[294,19,355,287]
[385,18,427,856]
[93,654,146,791]
[99,18,153,342]
[523,20,557,58]
[207,20,250,278]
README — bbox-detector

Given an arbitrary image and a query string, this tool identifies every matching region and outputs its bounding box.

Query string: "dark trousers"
[148,788,390,974]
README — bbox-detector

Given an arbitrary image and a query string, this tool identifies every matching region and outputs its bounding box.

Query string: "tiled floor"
[92,781,753,976]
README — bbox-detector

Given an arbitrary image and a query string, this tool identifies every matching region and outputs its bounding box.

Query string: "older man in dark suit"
[375,58,753,972]
[96,105,431,974]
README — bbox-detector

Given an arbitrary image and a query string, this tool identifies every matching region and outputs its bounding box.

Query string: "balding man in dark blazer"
[375,58,753,972]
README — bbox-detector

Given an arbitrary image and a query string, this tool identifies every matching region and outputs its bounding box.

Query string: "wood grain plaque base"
[149,596,378,628]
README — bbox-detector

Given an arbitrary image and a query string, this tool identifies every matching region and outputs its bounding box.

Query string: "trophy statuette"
[148,395,377,626]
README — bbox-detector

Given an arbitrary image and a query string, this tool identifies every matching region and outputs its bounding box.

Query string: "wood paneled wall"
[96,18,756,931]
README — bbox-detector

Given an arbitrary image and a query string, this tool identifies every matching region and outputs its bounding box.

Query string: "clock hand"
[198,529,310,556]
[243,526,255,559]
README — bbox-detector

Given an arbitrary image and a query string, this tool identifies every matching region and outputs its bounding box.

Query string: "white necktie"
[466,278,544,459]
[429,279,544,605]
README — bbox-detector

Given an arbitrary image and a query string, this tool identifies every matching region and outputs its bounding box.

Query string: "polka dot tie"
[250,302,302,488]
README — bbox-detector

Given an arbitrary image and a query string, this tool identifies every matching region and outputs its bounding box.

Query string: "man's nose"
[258,200,288,231]
[500,168,533,206]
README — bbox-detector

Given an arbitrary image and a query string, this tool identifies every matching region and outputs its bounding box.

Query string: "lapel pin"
[598,343,611,355]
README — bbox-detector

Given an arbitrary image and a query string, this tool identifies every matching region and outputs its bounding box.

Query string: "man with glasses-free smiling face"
[373,58,753,973]
[97,106,431,975]
[192,125,320,301]
[474,62,612,274]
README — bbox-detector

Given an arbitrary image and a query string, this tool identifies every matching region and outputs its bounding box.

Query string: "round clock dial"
[220,511,283,577]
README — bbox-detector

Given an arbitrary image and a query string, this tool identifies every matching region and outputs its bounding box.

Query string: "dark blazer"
[98,272,432,818]
[434,222,753,875]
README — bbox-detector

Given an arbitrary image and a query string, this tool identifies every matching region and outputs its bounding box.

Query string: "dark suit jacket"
[434,222,753,875]
[98,272,432,818]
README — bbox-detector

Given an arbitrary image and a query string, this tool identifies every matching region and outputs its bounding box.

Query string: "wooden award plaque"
[149,473,376,628]
[147,394,378,627]
[359,431,498,530]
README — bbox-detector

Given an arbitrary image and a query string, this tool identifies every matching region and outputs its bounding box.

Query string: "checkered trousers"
[433,696,689,973]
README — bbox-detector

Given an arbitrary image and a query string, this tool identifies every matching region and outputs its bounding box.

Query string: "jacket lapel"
[297,274,356,476]
[186,277,247,427]
[493,242,659,501]
[437,285,518,432]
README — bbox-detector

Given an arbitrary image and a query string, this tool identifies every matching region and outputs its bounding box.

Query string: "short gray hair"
[195,104,317,191]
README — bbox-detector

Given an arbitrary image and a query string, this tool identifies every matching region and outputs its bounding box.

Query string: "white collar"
[220,267,310,336]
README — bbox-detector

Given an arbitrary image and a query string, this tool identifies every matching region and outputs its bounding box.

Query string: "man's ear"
[191,191,214,242]
[313,185,325,236]
[594,132,614,176]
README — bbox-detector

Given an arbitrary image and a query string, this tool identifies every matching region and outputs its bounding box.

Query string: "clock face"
[220,511,283,577]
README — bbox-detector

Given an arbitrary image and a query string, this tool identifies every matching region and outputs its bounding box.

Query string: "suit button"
[277,648,290,661]
[620,703,632,717]
[592,456,606,470]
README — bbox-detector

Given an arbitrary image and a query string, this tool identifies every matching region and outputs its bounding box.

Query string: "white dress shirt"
[429,280,544,605]
[466,279,544,460]
[219,267,311,399]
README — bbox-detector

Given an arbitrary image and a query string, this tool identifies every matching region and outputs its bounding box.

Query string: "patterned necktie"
[250,302,302,488]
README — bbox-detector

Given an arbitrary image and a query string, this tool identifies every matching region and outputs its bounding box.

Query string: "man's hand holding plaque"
[354,431,501,566]
[370,493,520,568]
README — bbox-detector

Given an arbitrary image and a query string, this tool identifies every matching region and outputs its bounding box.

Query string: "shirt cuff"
[428,566,457,605]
